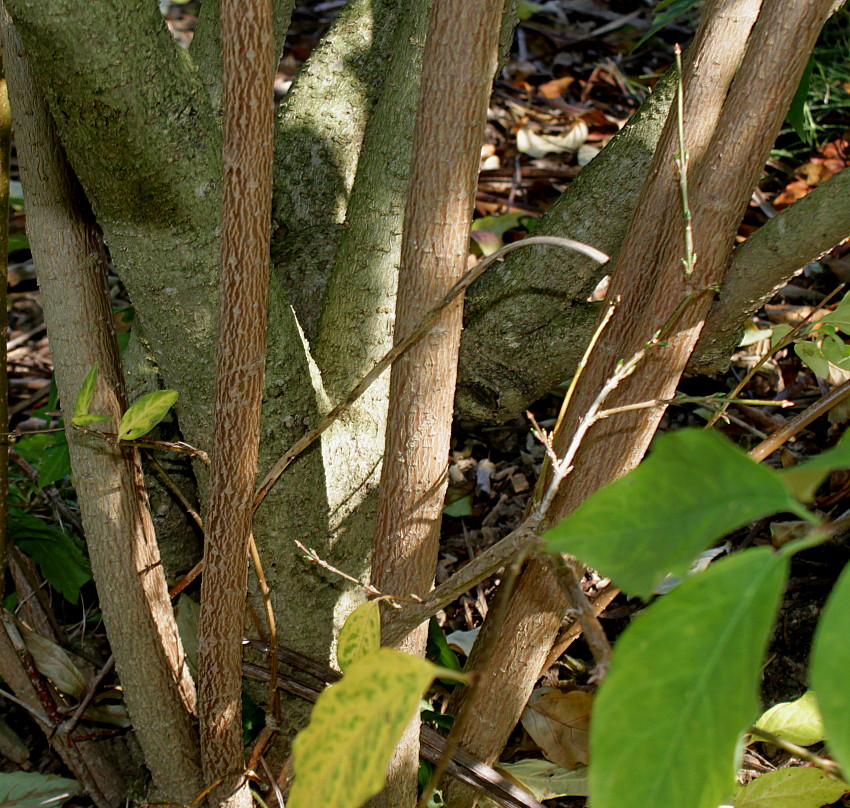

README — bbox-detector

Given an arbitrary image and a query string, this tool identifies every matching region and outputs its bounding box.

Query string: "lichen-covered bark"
[2,14,202,800]
[4,0,222,461]
[455,68,677,423]
[271,0,402,339]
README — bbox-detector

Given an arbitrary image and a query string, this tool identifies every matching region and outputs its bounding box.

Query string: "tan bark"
[197,0,275,805]
[0,12,201,802]
[368,1,503,805]
[444,1,837,805]
[0,60,8,596]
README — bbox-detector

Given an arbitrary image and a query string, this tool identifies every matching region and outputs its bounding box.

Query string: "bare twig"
[748,726,844,778]
[253,236,609,509]
[749,377,850,462]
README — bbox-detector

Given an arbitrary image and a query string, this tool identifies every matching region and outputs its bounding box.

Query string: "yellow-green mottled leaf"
[288,649,442,808]
[287,648,440,808]
[117,389,178,441]
[72,363,109,426]
[733,767,846,808]
[755,691,825,746]
[337,600,381,672]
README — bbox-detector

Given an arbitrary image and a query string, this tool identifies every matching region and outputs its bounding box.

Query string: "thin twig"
[749,377,850,462]
[748,726,844,778]
[293,539,422,604]
[249,534,279,719]
[253,236,609,509]
[706,283,845,429]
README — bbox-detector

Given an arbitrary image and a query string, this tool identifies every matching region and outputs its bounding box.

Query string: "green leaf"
[72,363,100,425]
[589,548,788,808]
[770,323,794,350]
[733,766,846,808]
[820,293,850,335]
[0,772,80,808]
[20,627,87,699]
[795,340,830,379]
[337,600,381,672]
[427,617,462,671]
[7,233,29,253]
[495,760,588,801]
[174,594,199,680]
[443,494,472,518]
[72,413,111,426]
[38,436,71,487]
[810,561,850,777]
[544,429,801,598]
[516,1,544,20]
[787,55,815,143]
[117,389,179,441]
[754,691,825,746]
[635,0,700,48]
[289,648,443,808]
[10,513,91,604]
[780,432,850,502]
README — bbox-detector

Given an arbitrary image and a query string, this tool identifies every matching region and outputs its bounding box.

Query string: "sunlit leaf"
[544,429,803,598]
[755,691,825,746]
[0,772,80,808]
[72,363,108,426]
[117,389,178,441]
[734,766,846,808]
[289,649,447,808]
[337,600,381,672]
[810,561,850,777]
[590,548,788,808]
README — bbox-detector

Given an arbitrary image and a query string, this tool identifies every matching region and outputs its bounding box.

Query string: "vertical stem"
[369,1,502,806]
[0,62,9,596]
[197,0,275,805]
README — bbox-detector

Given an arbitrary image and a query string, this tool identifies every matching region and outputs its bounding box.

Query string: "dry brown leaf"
[520,688,594,768]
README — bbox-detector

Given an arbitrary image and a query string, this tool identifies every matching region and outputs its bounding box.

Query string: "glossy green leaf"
[20,627,87,699]
[337,600,381,672]
[755,691,825,746]
[0,772,80,808]
[544,429,801,598]
[289,648,443,808]
[820,293,850,335]
[780,432,850,502]
[117,389,178,441]
[427,617,462,671]
[810,561,850,777]
[72,363,108,426]
[590,548,788,808]
[734,766,846,808]
[770,323,794,350]
[38,435,71,487]
[443,494,472,518]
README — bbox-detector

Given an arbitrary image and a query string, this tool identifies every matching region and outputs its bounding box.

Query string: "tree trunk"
[1,13,202,801]
[443,1,840,804]
[369,1,503,804]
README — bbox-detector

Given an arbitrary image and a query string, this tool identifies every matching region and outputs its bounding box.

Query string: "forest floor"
[3,2,850,807]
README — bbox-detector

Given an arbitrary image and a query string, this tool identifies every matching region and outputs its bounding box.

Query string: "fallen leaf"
[521,688,593,768]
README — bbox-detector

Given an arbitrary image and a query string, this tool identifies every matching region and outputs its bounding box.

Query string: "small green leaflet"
[117,389,179,441]
[810,561,850,778]
[336,600,381,672]
[589,548,788,808]
[544,429,806,599]
[787,55,815,143]
[754,691,825,747]
[733,767,846,808]
[0,772,80,808]
[289,648,452,808]
[72,363,109,426]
